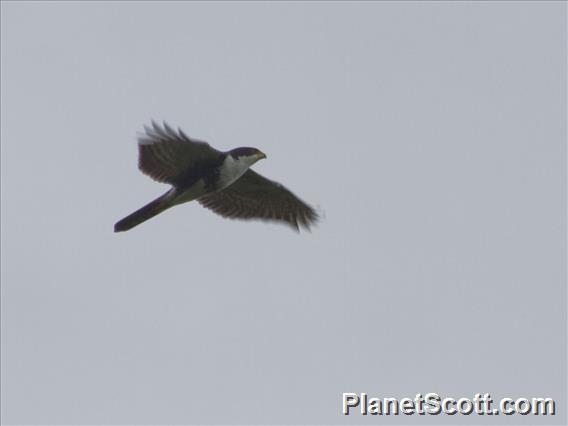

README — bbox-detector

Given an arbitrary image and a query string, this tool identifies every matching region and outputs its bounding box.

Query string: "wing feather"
[198,170,318,231]
[137,121,220,185]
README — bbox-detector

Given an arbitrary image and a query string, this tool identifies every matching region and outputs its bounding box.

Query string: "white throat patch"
[217,155,257,190]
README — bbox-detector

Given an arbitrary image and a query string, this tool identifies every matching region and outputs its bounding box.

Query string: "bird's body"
[114,122,318,232]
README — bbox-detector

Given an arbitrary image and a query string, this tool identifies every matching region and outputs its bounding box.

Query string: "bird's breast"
[217,156,250,190]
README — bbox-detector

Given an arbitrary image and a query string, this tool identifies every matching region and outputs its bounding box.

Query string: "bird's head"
[229,147,267,164]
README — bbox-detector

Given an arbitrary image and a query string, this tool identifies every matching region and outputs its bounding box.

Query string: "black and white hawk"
[114,122,318,232]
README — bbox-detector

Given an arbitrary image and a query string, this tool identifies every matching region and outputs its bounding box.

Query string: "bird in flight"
[114,122,318,232]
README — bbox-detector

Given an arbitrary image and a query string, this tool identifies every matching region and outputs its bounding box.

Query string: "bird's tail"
[114,192,173,232]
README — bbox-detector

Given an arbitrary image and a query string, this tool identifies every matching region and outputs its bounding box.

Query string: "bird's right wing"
[137,121,221,185]
[198,169,319,231]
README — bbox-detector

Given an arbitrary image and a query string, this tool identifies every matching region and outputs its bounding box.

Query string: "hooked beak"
[257,151,267,160]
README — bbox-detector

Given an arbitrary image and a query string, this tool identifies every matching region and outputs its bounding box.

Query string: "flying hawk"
[114,122,318,232]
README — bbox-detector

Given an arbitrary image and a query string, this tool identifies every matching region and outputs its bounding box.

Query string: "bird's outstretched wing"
[137,121,220,185]
[198,170,318,231]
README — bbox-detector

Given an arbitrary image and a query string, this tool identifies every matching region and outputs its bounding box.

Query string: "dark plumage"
[114,122,318,232]
[198,170,318,231]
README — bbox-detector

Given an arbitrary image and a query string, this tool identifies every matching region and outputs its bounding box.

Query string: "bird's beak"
[257,151,267,160]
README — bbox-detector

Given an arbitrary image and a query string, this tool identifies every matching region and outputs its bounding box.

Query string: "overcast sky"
[1,1,566,425]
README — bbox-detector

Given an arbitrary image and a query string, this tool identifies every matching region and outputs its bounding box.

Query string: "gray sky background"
[1,1,566,425]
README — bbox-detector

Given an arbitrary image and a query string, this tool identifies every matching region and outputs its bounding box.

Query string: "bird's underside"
[114,121,318,232]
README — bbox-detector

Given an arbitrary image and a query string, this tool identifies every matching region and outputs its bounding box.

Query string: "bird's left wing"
[138,121,221,185]
[197,169,318,231]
